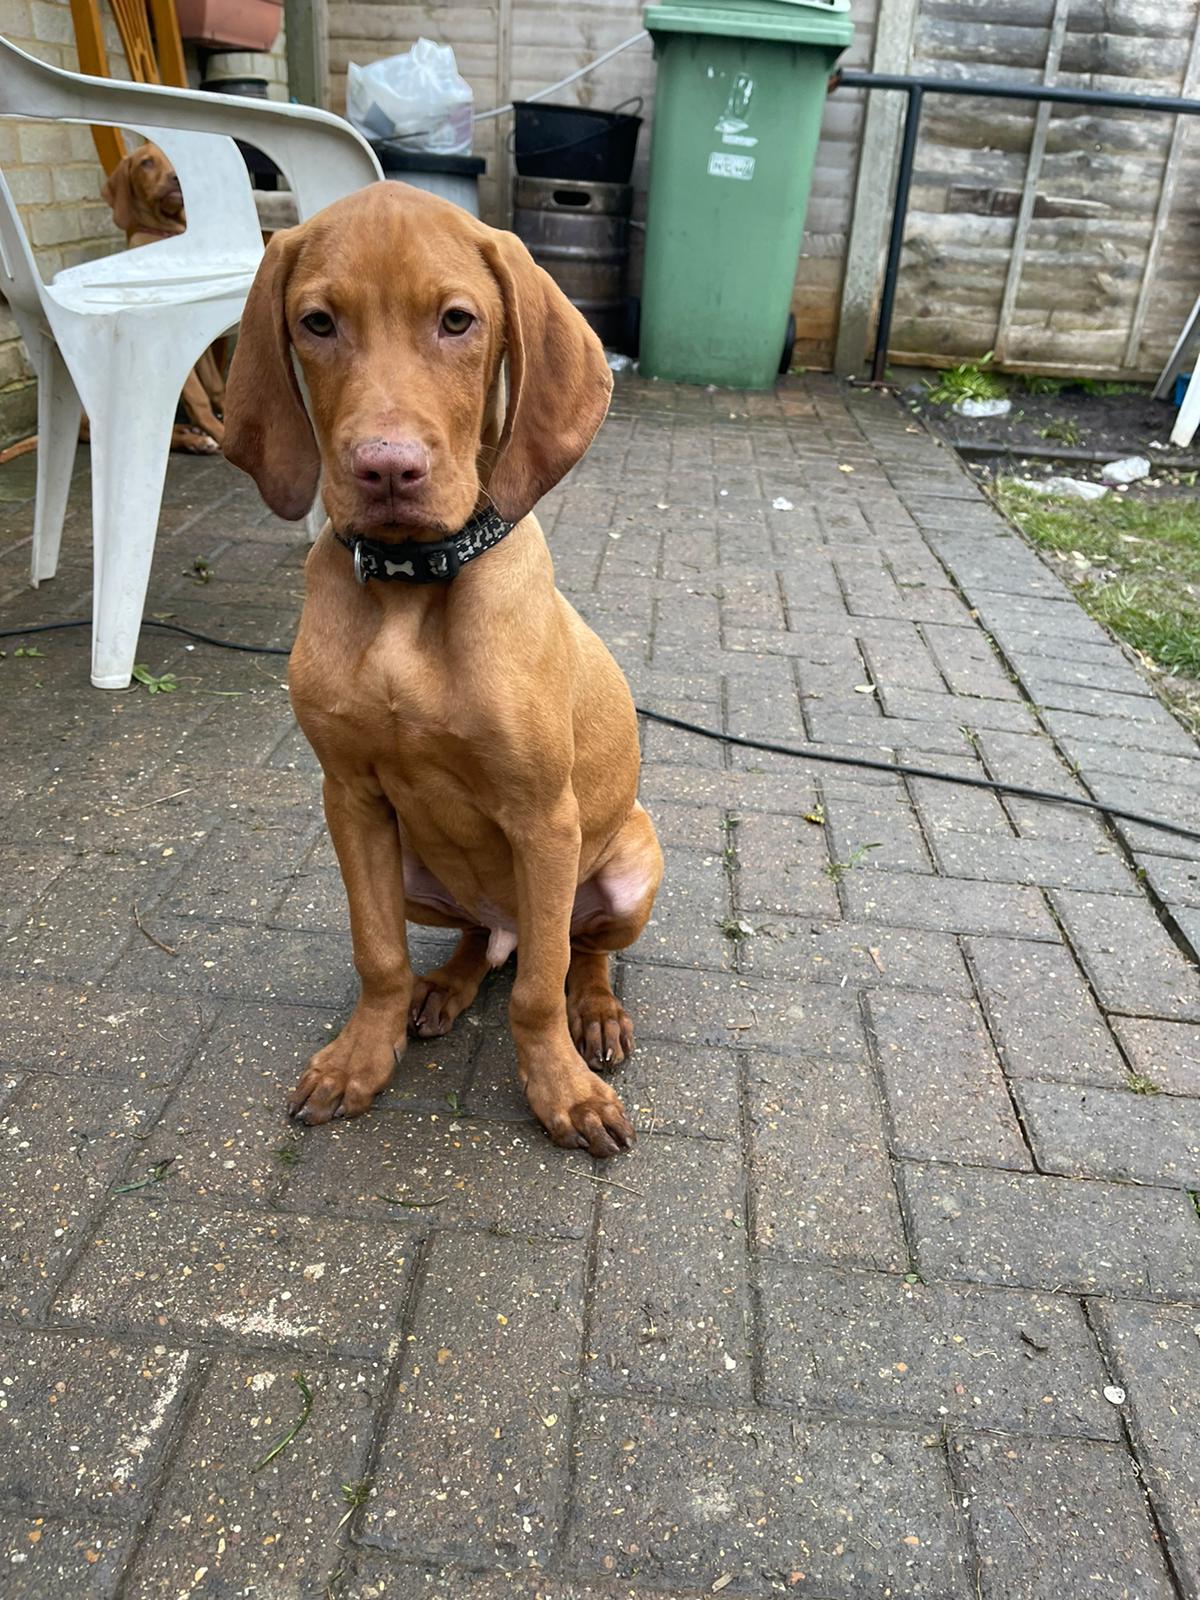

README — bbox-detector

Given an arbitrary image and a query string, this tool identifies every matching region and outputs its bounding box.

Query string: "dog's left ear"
[480,230,612,523]
[101,157,136,233]
[223,227,321,520]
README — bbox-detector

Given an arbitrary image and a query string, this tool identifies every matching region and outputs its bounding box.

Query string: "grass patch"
[995,482,1200,684]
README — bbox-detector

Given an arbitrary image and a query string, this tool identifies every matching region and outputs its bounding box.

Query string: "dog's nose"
[351,439,430,500]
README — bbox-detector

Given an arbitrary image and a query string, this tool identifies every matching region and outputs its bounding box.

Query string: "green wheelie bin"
[639,0,853,389]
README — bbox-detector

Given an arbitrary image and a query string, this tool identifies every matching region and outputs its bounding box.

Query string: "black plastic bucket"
[511,98,642,183]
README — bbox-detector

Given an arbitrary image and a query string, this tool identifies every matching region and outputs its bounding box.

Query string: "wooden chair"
[68,0,188,173]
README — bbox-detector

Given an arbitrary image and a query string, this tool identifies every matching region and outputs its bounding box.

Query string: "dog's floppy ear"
[480,230,612,523]
[100,157,136,234]
[223,228,320,521]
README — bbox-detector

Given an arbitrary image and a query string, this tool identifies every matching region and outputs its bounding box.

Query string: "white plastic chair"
[0,37,382,687]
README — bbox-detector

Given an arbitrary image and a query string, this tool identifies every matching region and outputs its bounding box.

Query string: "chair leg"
[29,337,82,587]
[87,398,175,690]
[1171,370,1200,448]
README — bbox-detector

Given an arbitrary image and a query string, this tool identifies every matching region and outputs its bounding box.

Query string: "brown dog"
[101,142,228,453]
[222,182,662,1158]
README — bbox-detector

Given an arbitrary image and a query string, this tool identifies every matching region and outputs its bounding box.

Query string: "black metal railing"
[831,68,1200,384]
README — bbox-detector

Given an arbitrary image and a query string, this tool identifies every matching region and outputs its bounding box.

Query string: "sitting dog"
[101,142,228,454]
[222,182,662,1158]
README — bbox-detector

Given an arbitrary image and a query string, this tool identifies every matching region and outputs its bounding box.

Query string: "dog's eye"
[441,308,474,336]
[301,311,335,338]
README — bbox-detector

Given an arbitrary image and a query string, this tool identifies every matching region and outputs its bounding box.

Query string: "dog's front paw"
[289,1029,398,1125]
[526,1066,635,1159]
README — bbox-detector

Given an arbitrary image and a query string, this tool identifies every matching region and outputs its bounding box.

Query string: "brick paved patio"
[1,376,1198,1598]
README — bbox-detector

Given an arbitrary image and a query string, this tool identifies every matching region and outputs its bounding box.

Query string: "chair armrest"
[0,36,382,220]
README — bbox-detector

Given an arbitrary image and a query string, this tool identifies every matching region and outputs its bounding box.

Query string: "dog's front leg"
[290,779,411,1125]
[508,795,635,1159]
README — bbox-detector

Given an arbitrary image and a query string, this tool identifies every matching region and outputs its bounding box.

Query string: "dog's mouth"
[159,185,184,215]
[342,501,456,539]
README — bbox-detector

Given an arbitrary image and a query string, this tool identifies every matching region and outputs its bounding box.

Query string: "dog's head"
[222,182,612,532]
[101,142,185,237]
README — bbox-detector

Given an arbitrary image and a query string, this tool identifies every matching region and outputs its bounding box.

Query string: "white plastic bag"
[347,39,474,154]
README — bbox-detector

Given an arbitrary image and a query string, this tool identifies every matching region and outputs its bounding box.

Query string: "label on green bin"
[707,150,755,180]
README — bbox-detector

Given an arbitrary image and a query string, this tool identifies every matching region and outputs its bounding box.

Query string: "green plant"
[824,842,882,882]
[131,664,179,694]
[1037,417,1082,447]
[1126,1073,1160,1096]
[925,352,1005,405]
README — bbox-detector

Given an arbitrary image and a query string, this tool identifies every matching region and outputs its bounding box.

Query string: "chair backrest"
[0,36,383,222]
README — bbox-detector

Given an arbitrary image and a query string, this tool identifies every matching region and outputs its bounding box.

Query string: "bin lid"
[645,0,852,46]
[371,143,486,177]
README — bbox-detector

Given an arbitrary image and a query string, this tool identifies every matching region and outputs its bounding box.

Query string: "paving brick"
[125,1356,379,1598]
[857,620,946,692]
[279,1111,593,1238]
[950,1432,1174,1600]
[806,708,981,757]
[611,1036,742,1140]
[879,687,1035,735]
[1042,708,1199,758]
[638,760,820,820]
[901,1162,1200,1298]
[1017,1079,1200,1187]
[823,792,933,875]
[620,965,868,1059]
[0,982,213,1081]
[0,1515,133,1596]
[0,844,71,934]
[905,756,1013,837]
[843,872,1059,940]
[866,990,1030,1168]
[0,1331,193,1509]
[55,1201,415,1356]
[163,815,322,923]
[740,918,973,992]
[137,1004,359,1204]
[1051,890,1200,1020]
[759,1264,1117,1439]
[568,1399,969,1594]
[588,1135,749,1401]
[103,918,359,1009]
[734,809,842,914]
[639,846,734,969]
[637,798,725,856]
[0,1075,160,1318]
[929,829,1132,892]
[1094,1299,1200,1598]
[750,1053,906,1272]
[920,623,1022,700]
[364,1233,584,1565]
[964,937,1127,1087]
[0,849,186,983]
[1022,676,1162,721]
[1110,1017,1200,1095]
[341,1558,709,1599]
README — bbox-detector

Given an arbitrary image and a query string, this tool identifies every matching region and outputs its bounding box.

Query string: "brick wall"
[0,0,290,446]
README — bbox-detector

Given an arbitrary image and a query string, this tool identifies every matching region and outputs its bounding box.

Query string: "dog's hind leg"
[568,803,662,1069]
[409,924,493,1038]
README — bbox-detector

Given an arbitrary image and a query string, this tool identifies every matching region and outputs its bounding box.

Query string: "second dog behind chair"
[100,141,228,454]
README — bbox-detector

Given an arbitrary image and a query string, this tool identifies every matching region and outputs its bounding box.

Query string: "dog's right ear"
[223,228,320,521]
[100,157,136,234]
